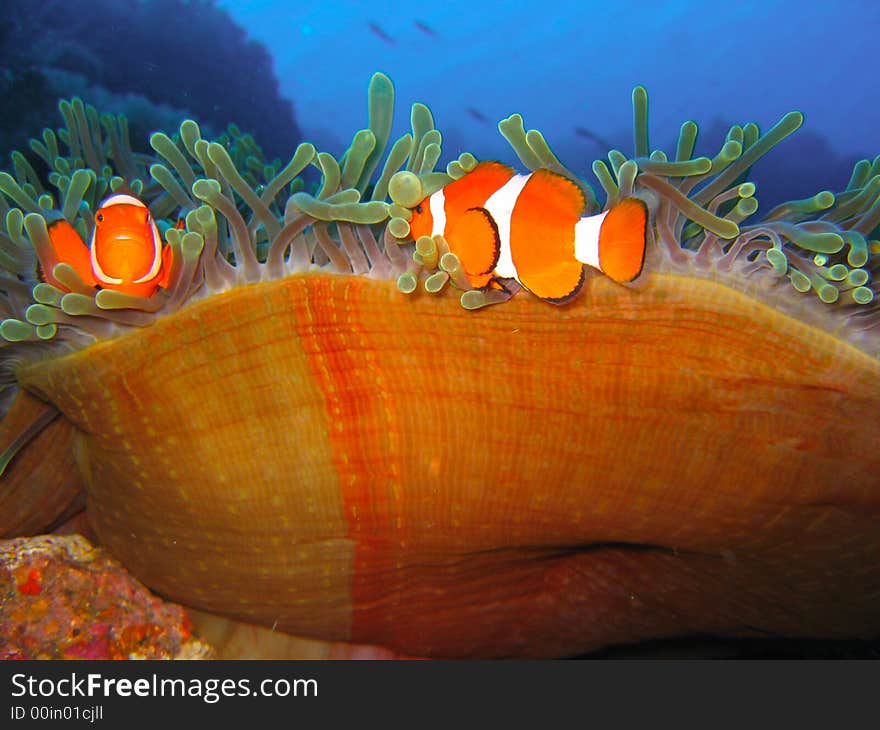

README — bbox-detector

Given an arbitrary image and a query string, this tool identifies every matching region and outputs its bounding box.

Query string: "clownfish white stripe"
[100,193,144,208]
[132,222,163,283]
[429,188,446,237]
[574,210,608,271]
[484,173,531,280]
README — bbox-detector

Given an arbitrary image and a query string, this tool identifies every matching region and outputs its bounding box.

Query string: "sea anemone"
[1,73,878,658]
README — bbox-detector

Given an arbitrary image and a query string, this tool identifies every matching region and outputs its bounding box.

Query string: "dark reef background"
[0,0,301,164]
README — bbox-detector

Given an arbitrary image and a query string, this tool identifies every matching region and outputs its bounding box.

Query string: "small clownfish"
[409,161,648,303]
[42,193,173,297]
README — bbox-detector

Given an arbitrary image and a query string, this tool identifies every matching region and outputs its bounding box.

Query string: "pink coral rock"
[0,534,212,659]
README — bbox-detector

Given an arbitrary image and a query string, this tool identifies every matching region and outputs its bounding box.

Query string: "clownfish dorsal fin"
[446,206,500,279]
[446,161,516,206]
[470,160,516,178]
[526,168,587,218]
[598,197,648,283]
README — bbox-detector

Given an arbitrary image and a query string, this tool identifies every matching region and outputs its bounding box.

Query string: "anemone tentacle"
[2,74,880,411]
[0,74,449,360]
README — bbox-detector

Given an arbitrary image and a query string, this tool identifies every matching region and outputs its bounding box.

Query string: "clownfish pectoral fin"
[446,206,500,283]
[483,276,522,302]
[597,197,648,283]
[43,219,97,289]
[459,277,521,309]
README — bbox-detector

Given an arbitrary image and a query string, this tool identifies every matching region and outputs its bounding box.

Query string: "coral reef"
[0,74,878,658]
[1,533,212,659]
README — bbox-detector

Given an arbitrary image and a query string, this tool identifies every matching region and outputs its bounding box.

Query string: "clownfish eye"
[96,213,104,223]
[414,204,423,214]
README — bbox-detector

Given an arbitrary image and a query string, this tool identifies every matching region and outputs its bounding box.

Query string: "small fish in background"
[40,193,173,298]
[409,161,648,303]
[413,20,439,38]
[368,21,396,45]
[466,107,491,125]
[574,126,615,151]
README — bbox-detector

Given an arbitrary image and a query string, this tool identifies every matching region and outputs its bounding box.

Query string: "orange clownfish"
[42,193,173,297]
[409,161,648,303]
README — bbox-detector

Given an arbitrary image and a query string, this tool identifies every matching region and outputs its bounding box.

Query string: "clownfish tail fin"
[597,197,648,283]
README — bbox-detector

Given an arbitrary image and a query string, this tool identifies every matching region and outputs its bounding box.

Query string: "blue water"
[2,1,876,209]
[218,0,879,208]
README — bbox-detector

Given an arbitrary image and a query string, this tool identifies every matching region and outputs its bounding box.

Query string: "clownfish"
[409,161,648,303]
[42,193,173,297]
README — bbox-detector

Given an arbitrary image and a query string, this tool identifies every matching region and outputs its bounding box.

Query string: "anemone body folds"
[1,75,879,657]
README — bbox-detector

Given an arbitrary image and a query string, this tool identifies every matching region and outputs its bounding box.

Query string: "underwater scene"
[0,0,878,659]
